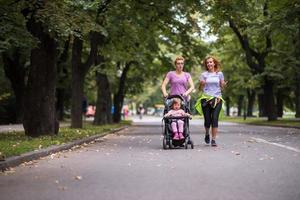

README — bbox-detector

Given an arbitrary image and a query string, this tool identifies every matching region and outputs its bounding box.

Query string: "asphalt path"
[1,116,300,200]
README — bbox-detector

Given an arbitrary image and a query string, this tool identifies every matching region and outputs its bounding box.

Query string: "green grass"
[221,116,300,128]
[0,121,131,158]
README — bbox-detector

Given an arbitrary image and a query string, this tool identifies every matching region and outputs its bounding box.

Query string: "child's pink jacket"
[164,109,186,117]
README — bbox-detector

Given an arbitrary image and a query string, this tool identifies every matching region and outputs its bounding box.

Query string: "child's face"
[173,102,181,110]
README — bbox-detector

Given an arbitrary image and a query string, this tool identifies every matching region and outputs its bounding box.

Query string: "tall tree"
[70,0,111,128]
[21,1,59,136]
[200,0,284,120]
[71,32,102,128]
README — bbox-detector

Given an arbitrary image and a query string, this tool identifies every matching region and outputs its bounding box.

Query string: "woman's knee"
[204,120,211,128]
[211,115,219,127]
[211,121,218,128]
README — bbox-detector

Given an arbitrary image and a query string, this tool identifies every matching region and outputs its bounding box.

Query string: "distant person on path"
[195,56,227,147]
[164,98,191,140]
[161,56,195,102]
[138,104,145,119]
[123,105,129,119]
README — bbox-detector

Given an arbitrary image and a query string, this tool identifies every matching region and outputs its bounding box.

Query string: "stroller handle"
[164,94,185,101]
[163,116,192,120]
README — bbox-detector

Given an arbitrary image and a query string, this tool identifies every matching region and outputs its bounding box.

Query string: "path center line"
[251,137,300,153]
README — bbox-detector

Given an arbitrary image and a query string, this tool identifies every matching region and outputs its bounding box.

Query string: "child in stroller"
[162,95,194,149]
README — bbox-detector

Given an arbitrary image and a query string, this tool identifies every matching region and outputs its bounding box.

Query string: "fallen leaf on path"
[58,186,67,191]
[75,176,82,180]
[231,151,240,155]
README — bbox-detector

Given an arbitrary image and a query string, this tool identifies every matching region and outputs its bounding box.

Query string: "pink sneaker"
[178,132,184,140]
[173,132,179,140]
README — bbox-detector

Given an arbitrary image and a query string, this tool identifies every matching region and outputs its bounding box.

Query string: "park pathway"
[1,116,300,200]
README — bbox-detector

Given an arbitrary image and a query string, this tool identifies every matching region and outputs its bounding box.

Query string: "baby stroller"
[162,95,194,149]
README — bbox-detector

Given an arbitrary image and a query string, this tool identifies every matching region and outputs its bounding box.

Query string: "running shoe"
[204,134,210,144]
[211,139,217,147]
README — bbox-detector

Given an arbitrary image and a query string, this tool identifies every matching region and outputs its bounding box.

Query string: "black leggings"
[201,99,222,128]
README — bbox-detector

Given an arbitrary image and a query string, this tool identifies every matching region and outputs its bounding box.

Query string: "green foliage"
[0,2,36,52]
[222,116,300,128]
[197,0,300,113]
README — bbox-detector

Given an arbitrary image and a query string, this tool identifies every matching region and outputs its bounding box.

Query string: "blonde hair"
[174,56,185,65]
[202,56,221,72]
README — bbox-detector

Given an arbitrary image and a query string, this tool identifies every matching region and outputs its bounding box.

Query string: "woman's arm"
[199,80,205,90]
[219,71,227,89]
[161,76,169,97]
[183,76,195,96]
[220,80,228,89]
[198,72,206,91]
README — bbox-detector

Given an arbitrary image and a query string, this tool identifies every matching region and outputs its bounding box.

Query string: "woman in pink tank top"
[161,56,195,99]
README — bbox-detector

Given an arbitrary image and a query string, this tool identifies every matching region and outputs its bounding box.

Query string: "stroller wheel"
[184,137,189,149]
[163,137,167,150]
[190,140,194,149]
[184,141,188,149]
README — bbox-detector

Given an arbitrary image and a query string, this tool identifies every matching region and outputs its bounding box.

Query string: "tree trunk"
[264,78,277,121]
[247,89,255,117]
[295,26,300,118]
[225,97,230,116]
[56,37,70,121]
[71,37,85,128]
[94,72,112,125]
[276,90,284,118]
[23,20,58,137]
[258,94,266,117]
[296,76,300,118]
[237,95,244,116]
[56,88,65,121]
[113,62,133,123]
[2,50,26,123]
[71,33,101,128]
